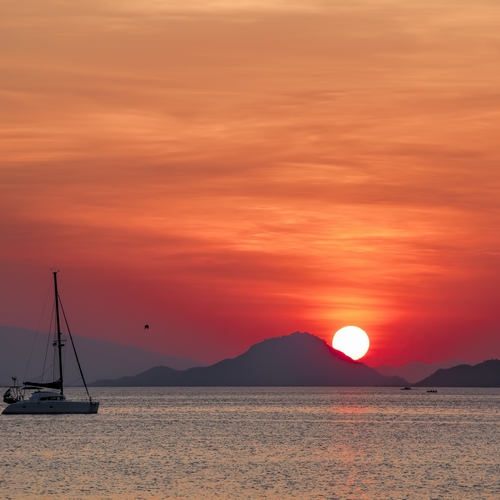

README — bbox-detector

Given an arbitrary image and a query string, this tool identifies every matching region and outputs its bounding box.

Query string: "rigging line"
[33,359,56,382]
[58,297,93,402]
[66,376,83,386]
[22,276,54,383]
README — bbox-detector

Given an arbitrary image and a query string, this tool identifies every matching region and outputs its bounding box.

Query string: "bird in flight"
[144,324,149,329]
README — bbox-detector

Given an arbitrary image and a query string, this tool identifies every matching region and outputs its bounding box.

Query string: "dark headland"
[415,359,500,387]
[90,332,407,387]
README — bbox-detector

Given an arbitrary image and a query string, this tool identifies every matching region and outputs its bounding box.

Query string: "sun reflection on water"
[1,387,499,499]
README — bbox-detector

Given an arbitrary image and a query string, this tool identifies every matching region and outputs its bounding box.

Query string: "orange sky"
[1,0,500,366]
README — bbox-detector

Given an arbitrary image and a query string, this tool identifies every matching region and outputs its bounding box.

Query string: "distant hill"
[0,326,203,386]
[415,359,500,387]
[91,332,407,387]
[373,359,471,384]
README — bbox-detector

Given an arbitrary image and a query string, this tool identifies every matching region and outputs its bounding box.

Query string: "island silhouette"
[90,332,407,387]
[415,359,500,387]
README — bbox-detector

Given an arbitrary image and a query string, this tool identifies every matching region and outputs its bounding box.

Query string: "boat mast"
[53,271,64,396]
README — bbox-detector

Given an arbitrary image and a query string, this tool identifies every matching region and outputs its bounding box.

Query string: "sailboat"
[2,272,99,415]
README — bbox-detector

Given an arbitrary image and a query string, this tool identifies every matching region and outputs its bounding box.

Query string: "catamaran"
[2,272,99,415]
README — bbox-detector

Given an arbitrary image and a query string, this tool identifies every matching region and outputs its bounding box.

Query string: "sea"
[1,387,499,499]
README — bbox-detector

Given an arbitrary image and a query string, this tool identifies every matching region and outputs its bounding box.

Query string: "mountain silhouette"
[91,332,407,386]
[0,326,203,386]
[373,359,471,384]
[415,359,500,387]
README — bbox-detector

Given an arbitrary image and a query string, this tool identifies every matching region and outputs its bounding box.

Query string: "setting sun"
[332,326,370,360]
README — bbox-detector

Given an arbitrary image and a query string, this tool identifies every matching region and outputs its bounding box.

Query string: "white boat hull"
[2,401,99,415]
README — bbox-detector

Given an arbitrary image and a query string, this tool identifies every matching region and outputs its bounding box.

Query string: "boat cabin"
[28,391,66,402]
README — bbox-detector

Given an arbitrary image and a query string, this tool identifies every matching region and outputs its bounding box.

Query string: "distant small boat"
[427,390,437,393]
[2,271,99,415]
[401,387,411,390]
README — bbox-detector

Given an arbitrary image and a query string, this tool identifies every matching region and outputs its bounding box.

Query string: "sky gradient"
[1,0,500,366]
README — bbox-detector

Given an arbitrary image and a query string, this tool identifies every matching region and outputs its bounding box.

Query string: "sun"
[332,326,370,360]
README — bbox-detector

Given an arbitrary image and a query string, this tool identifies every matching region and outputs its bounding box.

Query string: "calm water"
[1,387,499,499]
